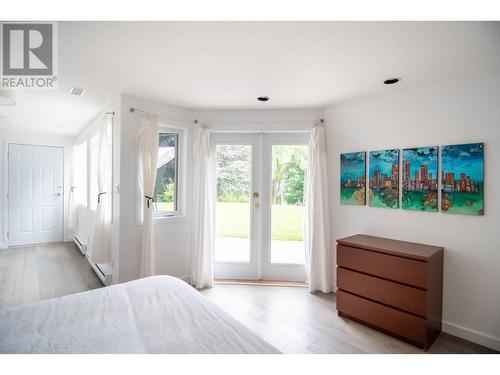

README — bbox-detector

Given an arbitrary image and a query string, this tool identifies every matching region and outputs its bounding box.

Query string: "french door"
[8,144,64,246]
[212,133,308,281]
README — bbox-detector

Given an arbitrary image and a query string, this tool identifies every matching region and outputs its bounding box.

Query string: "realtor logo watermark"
[0,22,58,89]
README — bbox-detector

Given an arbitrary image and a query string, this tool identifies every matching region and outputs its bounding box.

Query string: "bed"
[0,275,280,354]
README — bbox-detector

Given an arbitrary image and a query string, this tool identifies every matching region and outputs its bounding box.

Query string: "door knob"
[253,192,259,198]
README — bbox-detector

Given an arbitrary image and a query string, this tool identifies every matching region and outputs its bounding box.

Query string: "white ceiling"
[1,21,500,135]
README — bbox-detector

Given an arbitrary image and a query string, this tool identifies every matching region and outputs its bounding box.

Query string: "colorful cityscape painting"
[369,149,399,208]
[340,152,366,205]
[402,147,438,212]
[441,143,484,216]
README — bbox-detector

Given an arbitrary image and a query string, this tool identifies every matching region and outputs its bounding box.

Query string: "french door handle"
[253,192,259,198]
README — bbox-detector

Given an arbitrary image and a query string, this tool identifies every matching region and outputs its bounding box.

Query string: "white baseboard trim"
[442,320,500,352]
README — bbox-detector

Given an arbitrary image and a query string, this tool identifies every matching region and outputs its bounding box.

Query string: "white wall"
[194,108,323,132]
[0,130,74,248]
[324,69,500,351]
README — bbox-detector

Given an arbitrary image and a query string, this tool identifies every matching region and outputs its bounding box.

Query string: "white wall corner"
[442,320,500,352]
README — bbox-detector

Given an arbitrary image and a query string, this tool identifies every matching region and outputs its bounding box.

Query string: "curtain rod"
[129,107,198,124]
[129,106,323,125]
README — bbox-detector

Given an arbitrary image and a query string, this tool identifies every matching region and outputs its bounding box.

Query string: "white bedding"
[0,275,280,354]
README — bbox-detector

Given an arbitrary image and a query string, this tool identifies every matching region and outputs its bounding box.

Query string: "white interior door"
[8,144,64,246]
[213,133,308,281]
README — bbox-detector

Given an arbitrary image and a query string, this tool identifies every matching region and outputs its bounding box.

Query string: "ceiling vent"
[69,87,86,96]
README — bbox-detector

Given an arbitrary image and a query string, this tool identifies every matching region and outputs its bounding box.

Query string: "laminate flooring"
[201,283,497,354]
[0,242,102,309]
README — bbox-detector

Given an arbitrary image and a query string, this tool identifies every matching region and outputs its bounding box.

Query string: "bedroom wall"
[0,130,74,248]
[194,108,323,132]
[323,68,500,351]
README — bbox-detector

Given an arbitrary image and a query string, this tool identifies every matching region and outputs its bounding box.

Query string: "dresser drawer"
[337,245,428,289]
[337,267,427,317]
[336,290,427,347]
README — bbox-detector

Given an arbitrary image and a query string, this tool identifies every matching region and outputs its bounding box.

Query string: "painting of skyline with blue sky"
[369,149,399,208]
[340,152,366,205]
[402,147,438,212]
[441,143,484,215]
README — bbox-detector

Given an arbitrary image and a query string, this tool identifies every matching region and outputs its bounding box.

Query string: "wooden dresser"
[336,234,444,351]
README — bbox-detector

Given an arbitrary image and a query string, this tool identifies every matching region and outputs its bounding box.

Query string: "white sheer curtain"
[68,142,78,233]
[137,113,159,278]
[91,115,112,264]
[305,121,332,293]
[191,125,215,289]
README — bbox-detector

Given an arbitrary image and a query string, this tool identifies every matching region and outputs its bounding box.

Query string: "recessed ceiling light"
[384,78,400,85]
[257,96,270,102]
[69,87,86,96]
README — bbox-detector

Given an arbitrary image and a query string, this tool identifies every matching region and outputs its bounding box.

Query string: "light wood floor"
[201,283,497,354]
[0,242,102,309]
[0,244,495,354]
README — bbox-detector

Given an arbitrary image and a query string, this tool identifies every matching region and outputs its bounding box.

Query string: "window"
[89,133,99,211]
[154,131,179,216]
[73,141,88,206]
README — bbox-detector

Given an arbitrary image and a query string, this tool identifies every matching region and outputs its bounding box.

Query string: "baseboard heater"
[73,235,87,255]
[73,235,112,286]
[85,255,112,287]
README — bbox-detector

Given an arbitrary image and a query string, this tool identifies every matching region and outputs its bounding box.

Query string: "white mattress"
[0,275,280,354]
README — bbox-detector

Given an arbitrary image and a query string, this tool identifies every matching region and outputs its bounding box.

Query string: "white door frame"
[2,139,65,248]
[212,132,309,281]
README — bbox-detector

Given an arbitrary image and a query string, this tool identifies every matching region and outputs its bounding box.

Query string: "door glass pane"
[215,144,252,263]
[271,145,307,264]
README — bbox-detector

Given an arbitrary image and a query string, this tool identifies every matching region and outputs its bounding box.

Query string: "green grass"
[216,201,304,241]
[155,201,175,211]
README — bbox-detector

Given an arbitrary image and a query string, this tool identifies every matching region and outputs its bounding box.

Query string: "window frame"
[153,125,184,218]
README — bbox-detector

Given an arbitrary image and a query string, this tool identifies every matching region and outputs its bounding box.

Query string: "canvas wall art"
[441,143,484,215]
[340,152,366,205]
[369,149,399,208]
[402,146,438,212]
